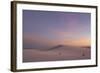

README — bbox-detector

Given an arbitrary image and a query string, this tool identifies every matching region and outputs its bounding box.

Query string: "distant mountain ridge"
[44,45,91,51]
[47,45,65,50]
[25,44,91,51]
[81,46,91,49]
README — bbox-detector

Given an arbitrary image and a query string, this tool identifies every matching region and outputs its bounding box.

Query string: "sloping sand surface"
[23,46,90,62]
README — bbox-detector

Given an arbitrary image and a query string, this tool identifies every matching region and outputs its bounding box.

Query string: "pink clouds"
[23,34,60,48]
[23,33,90,48]
[63,37,91,47]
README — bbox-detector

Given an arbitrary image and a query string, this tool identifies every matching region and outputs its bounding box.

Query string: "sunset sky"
[23,10,91,49]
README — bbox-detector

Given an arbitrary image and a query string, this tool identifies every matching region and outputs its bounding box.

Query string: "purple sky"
[23,10,91,49]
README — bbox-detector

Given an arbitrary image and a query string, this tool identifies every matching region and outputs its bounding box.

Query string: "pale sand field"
[23,46,91,62]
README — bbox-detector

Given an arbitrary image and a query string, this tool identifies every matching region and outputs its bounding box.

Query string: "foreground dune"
[23,46,91,62]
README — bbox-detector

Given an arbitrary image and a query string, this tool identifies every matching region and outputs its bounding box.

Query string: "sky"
[23,10,91,49]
